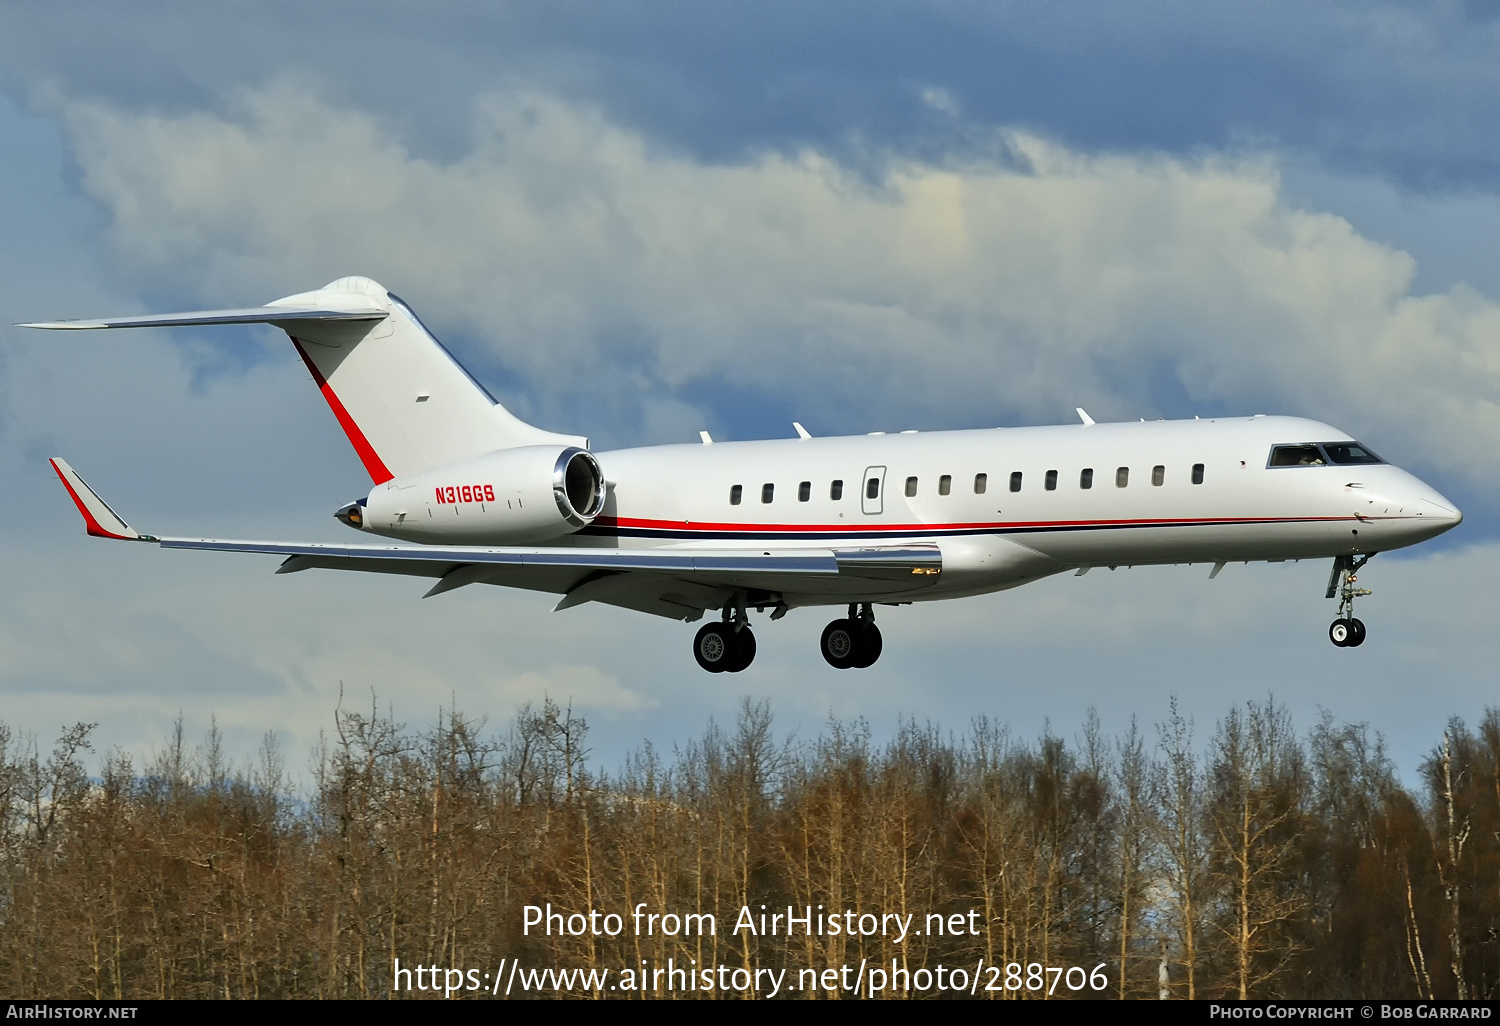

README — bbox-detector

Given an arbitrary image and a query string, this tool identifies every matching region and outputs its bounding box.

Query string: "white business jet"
[24,277,1462,672]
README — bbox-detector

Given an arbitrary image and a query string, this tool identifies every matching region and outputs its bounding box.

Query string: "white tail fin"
[272,277,584,482]
[22,276,586,482]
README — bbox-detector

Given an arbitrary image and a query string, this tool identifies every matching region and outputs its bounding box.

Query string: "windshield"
[1320,442,1384,465]
[1268,444,1325,467]
[1267,442,1386,467]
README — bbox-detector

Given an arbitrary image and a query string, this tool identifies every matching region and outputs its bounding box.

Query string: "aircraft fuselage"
[362,414,1459,607]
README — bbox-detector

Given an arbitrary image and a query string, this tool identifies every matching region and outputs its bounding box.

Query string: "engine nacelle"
[348,445,605,544]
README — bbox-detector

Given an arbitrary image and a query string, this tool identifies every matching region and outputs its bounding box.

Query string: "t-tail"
[20,276,585,481]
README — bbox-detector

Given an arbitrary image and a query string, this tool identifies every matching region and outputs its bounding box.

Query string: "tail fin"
[273,277,584,482]
[22,276,586,483]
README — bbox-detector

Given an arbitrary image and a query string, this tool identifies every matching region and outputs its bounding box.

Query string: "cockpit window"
[1268,442,1386,467]
[1321,442,1384,465]
[1269,444,1325,467]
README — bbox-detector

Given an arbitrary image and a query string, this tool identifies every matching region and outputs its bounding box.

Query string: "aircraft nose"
[1403,479,1462,535]
[1353,469,1462,542]
[1421,495,1462,526]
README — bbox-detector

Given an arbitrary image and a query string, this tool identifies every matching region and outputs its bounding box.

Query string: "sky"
[0,1,1496,784]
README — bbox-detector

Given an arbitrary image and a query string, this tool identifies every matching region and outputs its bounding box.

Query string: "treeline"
[0,695,1496,1000]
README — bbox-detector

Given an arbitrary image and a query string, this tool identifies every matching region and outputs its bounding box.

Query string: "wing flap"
[166,537,844,575]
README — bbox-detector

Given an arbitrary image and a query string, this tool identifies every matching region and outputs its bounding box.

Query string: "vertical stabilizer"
[270,277,585,482]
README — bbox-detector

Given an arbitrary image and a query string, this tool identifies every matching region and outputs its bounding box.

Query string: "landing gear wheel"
[1327,554,1375,650]
[821,619,857,669]
[850,622,883,668]
[724,627,757,672]
[694,622,735,672]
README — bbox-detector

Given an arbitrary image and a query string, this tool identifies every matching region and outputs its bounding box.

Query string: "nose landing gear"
[1326,554,1373,648]
[821,604,883,669]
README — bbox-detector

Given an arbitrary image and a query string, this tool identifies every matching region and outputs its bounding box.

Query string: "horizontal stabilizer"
[49,458,150,541]
[19,307,386,330]
[21,277,585,479]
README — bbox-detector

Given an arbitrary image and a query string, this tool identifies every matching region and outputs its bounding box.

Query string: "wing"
[49,458,943,621]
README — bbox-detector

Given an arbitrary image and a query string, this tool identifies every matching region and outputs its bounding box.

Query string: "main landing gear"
[694,594,756,673]
[821,604,883,669]
[689,598,886,672]
[694,621,756,673]
[1326,553,1373,649]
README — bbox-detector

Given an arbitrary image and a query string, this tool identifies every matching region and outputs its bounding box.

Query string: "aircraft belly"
[936,535,1063,586]
[1021,519,1353,565]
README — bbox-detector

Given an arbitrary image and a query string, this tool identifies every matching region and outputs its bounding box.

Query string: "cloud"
[500,666,657,715]
[53,83,1500,501]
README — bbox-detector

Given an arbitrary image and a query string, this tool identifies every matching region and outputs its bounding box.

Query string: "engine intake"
[554,447,604,526]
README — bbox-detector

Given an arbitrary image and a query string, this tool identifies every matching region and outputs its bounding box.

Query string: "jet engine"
[346,445,606,544]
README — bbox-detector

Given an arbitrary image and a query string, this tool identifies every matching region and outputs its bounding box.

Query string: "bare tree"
[1155,698,1207,999]
[1206,699,1311,999]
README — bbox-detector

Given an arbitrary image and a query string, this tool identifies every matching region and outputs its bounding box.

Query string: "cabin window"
[1116,467,1129,487]
[1080,468,1093,489]
[1009,471,1022,492]
[730,485,742,505]
[866,477,880,500]
[1045,469,1058,491]
[762,483,774,503]
[974,473,988,495]
[1192,463,1205,485]
[1268,444,1325,467]
[905,476,918,497]
[798,481,811,502]
[938,474,951,495]
[1152,465,1165,486]
[830,479,844,500]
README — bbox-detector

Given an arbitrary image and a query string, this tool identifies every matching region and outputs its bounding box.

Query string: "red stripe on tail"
[292,339,394,484]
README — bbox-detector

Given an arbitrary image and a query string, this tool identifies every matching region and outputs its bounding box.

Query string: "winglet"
[49,458,150,540]
[1076,408,1095,426]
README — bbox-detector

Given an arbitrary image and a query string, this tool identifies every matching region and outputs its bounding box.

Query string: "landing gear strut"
[1326,554,1372,648]
[694,595,756,672]
[821,604,883,669]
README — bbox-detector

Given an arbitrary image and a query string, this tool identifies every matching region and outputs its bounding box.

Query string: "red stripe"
[50,459,132,539]
[293,339,394,484]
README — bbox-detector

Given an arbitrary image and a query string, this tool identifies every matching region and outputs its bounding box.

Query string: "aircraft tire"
[1328,619,1351,647]
[694,622,735,672]
[724,627,757,672]
[821,619,858,669]
[1347,618,1366,647]
[850,622,883,668]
